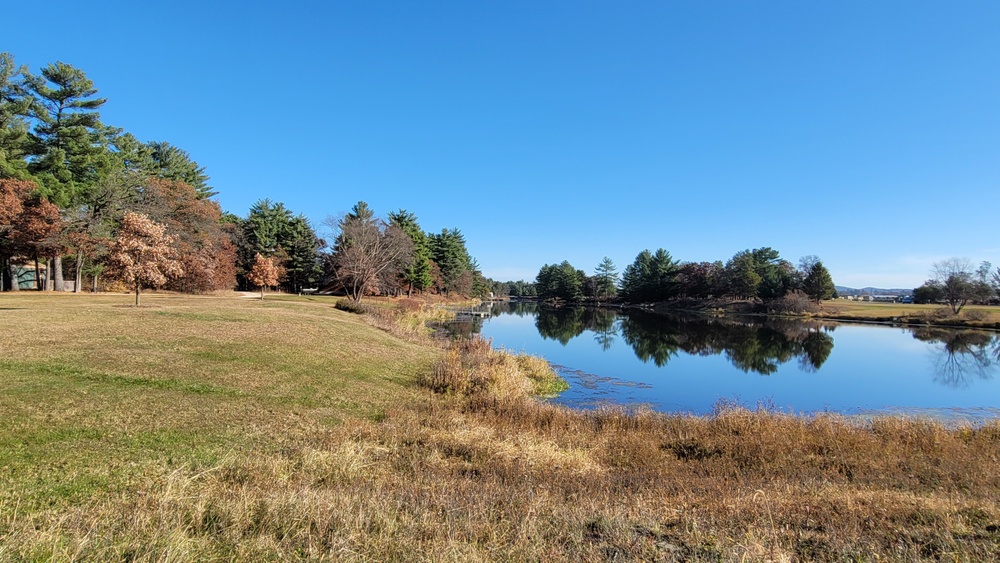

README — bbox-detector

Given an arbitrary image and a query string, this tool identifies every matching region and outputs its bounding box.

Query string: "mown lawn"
[0,292,435,552]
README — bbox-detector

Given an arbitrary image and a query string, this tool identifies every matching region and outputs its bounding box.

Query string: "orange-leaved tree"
[1,179,63,291]
[137,178,237,293]
[107,211,183,306]
[246,252,281,300]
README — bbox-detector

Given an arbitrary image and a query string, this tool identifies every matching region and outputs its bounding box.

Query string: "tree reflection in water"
[910,328,999,388]
[617,309,834,374]
[488,303,836,375]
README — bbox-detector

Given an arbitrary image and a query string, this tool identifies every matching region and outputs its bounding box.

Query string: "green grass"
[820,300,1000,325]
[3,292,1000,561]
[0,292,435,512]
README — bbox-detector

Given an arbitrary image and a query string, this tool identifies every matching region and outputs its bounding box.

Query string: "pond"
[462,301,1000,423]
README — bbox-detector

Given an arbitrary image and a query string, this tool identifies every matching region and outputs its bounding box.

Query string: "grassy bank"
[649,297,1000,331]
[2,293,1000,560]
[815,301,1000,330]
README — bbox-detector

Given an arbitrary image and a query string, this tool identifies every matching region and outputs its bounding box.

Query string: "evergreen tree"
[282,215,322,292]
[748,247,798,300]
[241,198,292,274]
[27,61,109,207]
[620,249,678,302]
[648,248,680,300]
[802,260,836,303]
[388,209,433,296]
[536,261,584,302]
[724,250,761,300]
[238,199,321,292]
[346,200,374,222]
[428,228,473,295]
[594,256,618,300]
[0,52,32,179]
[142,141,214,198]
[26,62,114,291]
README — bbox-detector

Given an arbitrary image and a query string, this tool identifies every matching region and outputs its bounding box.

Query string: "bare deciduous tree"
[328,207,412,302]
[928,258,982,314]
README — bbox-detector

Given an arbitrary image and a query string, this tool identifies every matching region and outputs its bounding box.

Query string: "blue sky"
[7,1,999,288]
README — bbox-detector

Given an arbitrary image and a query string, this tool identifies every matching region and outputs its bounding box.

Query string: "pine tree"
[282,215,322,293]
[802,261,836,303]
[535,261,584,302]
[428,228,473,296]
[724,250,762,300]
[620,249,680,303]
[388,209,433,296]
[143,141,214,198]
[27,62,114,291]
[0,52,32,179]
[594,256,618,301]
[243,199,293,256]
[27,61,109,207]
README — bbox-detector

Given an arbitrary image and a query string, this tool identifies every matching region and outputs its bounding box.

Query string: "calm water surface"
[468,302,1000,422]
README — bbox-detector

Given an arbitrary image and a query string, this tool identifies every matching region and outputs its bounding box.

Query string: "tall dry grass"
[3,294,1000,561]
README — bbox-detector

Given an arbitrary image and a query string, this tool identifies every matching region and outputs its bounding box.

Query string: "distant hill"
[836,286,913,297]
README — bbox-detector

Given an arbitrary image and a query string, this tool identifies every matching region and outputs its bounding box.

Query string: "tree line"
[0,53,487,301]
[913,259,1000,313]
[504,247,836,306]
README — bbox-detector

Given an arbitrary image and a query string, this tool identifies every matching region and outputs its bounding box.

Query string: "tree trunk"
[135,281,141,306]
[8,261,19,292]
[260,286,265,301]
[46,259,54,291]
[92,273,98,293]
[53,255,65,292]
[34,255,41,290]
[75,251,83,293]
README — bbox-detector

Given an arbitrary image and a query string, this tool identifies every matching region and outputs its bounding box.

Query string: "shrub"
[964,308,989,322]
[335,298,375,315]
[419,337,565,404]
[765,291,819,315]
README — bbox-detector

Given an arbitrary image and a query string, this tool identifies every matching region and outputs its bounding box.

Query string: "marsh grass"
[2,293,1000,561]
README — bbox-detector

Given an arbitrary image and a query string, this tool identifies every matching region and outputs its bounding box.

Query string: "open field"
[817,300,1000,329]
[2,292,1000,561]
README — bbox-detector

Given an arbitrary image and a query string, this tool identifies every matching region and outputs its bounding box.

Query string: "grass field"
[818,300,1000,327]
[3,292,1000,561]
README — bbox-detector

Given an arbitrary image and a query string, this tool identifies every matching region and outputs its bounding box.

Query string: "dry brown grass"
[2,292,1000,561]
[819,300,1000,328]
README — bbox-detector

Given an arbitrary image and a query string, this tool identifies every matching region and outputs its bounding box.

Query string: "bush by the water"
[419,336,567,403]
[764,291,820,315]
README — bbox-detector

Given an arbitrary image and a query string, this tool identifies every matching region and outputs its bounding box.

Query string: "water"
[466,302,1000,422]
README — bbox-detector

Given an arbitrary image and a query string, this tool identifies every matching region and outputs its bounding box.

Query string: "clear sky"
[7,1,999,288]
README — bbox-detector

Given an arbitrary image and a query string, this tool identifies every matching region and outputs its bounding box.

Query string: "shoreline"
[513,296,1000,332]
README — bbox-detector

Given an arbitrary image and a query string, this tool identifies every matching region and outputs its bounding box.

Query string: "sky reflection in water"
[472,302,1000,422]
